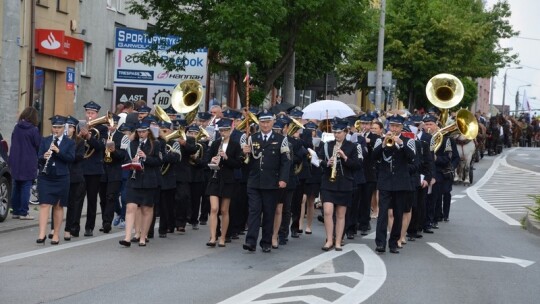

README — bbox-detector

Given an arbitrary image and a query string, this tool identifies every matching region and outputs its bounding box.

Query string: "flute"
[42,137,57,175]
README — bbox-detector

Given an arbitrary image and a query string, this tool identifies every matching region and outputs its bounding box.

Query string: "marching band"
[26,76,477,254]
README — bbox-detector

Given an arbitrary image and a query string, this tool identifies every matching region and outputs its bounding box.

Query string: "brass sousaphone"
[426,74,478,152]
[170,80,204,125]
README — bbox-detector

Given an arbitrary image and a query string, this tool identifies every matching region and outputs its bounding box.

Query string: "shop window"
[80,43,90,76]
[57,0,68,13]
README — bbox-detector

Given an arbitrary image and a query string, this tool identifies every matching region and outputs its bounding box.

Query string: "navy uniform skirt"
[320,189,352,207]
[38,173,70,207]
[205,176,235,199]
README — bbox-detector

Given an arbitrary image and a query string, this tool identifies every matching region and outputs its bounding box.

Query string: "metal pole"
[489,76,494,116]
[502,71,507,115]
[375,0,386,111]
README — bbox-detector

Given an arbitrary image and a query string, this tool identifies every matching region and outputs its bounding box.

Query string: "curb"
[525,213,540,237]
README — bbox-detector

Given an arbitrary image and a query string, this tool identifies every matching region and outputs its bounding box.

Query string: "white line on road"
[427,242,535,268]
[291,272,364,281]
[251,296,331,304]
[0,231,124,265]
[453,195,466,199]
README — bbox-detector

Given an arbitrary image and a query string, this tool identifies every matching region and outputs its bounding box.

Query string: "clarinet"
[42,137,57,175]
[211,137,225,179]
[131,141,145,179]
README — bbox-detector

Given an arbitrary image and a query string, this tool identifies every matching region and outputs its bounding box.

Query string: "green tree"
[339,0,518,110]
[128,0,369,106]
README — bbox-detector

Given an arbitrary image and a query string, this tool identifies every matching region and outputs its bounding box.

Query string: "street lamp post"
[502,66,522,115]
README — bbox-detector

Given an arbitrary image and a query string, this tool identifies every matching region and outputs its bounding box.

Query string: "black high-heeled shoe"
[36,237,46,244]
[119,240,131,247]
[50,240,60,245]
[64,236,71,241]
[206,241,217,247]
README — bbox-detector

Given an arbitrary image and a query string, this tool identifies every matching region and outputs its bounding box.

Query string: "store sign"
[113,27,208,108]
[66,67,75,90]
[35,29,84,61]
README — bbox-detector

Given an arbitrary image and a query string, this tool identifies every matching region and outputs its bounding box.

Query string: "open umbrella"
[302,100,356,120]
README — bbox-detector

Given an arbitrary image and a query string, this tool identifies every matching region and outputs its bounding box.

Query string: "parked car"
[0,134,11,222]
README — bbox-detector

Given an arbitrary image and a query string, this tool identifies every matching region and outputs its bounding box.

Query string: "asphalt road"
[1,148,539,304]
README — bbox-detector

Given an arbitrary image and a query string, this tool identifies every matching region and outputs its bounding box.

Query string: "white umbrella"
[302,100,356,120]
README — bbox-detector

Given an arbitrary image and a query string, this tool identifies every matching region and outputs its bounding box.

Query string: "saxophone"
[329,141,342,182]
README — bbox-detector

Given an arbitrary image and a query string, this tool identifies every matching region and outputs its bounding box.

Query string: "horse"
[486,116,501,155]
[453,134,476,186]
[474,122,487,161]
[507,116,523,147]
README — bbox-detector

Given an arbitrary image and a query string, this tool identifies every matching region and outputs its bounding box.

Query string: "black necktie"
[263,135,268,142]
[54,137,59,147]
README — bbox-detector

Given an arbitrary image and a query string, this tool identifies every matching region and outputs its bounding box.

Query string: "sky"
[485,0,540,114]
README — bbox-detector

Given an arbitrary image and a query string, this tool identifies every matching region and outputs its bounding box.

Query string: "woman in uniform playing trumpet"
[317,118,361,251]
[205,118,242,247]
[119,119,162,247]
[36,115,75,244]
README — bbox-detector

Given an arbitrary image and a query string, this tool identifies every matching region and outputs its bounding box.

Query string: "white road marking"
[0,231,124,265]
[427,242,535,268]
[291,272,364,281]
[218,244,386,304]
[450,200,456,204]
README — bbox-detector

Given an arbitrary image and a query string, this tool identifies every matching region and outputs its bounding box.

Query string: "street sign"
[367,71,392,87]
[66,67,75,91]
[368,89,386,104]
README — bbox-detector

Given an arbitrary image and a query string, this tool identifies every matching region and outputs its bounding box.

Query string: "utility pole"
[375,0,386,111]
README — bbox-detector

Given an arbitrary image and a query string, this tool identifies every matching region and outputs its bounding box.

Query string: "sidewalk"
[0,200,98,233]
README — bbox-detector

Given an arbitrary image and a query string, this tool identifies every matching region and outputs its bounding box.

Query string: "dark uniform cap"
[427,107,441,115]
[331,117,348,131]
[358,114,374,122]
[248,106,259,114]
[288,108,304,118]
[137,119,152,130]
[410,115,423,124]
[66,115,79,126]
[197,112,212,121]
[402,124,412,132]
[387,114,405,125]
[187,124,200,133]
[138,105,151,114]
[422,114,438,123]
[277,114,291,124]
[172,119,188,128]
[118,123,135,132]
[304,121,318,130]
[164,106,177,115]
[257,109,274,121]
[158,120,172,129]
[83,101,101,112]
[50,115,67,126]
[346,116,357,127]
[370,111,379,118]
[216,118,233,130]
[272,120,285,130]
[145,115,157,124]
[223,109,242,120]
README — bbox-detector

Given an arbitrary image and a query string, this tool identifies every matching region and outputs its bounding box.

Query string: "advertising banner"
[114,28,208,109]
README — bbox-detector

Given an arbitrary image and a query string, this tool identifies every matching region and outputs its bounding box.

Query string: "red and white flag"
[243,73,250,83]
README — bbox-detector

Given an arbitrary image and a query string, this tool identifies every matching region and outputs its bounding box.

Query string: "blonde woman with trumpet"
[205,118,242,247]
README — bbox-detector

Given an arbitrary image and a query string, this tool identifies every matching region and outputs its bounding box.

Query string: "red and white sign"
[35,29,84,62]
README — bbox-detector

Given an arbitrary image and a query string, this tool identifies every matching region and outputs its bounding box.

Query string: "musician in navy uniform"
[195,111,213,226]
[36,115,75,245]
[119,119,162,247]
[98,114,126,233]
[373,115,416,254]
[205,118,242,247]
[79,101,108,237]
[317,118,361,251]
[242,110,291,253]
[356,114,378,235]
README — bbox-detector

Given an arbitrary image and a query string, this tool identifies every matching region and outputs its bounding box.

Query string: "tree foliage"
[338,0,518,110]
[128,0,369,106]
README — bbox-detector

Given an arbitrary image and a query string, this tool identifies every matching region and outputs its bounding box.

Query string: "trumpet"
[329,141,342,182]
[383,133,395,147]
[41,137,58,175]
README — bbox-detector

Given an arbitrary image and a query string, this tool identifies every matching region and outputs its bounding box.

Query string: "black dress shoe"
[321,245,334,251]
[432,223,439,229]
[130,237,140,243]
[389,247,400,254]
[71,231,79,237]
[206,241,216,247]
[225,237,232,243]
[199,221,207,225]
[305,230,312,235]
[119,240,131,247]
[64,236,72,241]
[103,223,112,234]
[297,229,303,234]
[278,239,287,245]
[243,243,256,252]
[231,233,240,240]
[218,243,226,247]
[262,246,271,253]
[360,230,368,236]
[291,230,299,238]
[36,237,46,244]
[84,229,93,237]
[335,247,343,251]
[271,245,279,249]
[423,229,434,234]
[317,215,324,223]
[138,242,146,247]
[407,236,416,241]
[375,246,386,253]
[159,233,167,238]
[346,233,355,240]
[51,240,60,245]
[443,218,449,222]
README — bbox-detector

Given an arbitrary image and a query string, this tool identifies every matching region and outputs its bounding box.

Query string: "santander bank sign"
[35,29,84,61]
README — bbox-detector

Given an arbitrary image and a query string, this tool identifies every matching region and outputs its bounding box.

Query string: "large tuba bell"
[84,111,114,158]
[430,108,479,152]
[154,105,172,124]
[287,117,305,137]
[426,73,464,126]
[171,80,204,125]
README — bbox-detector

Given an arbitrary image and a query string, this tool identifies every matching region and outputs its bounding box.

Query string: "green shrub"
[526,195,540,221]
